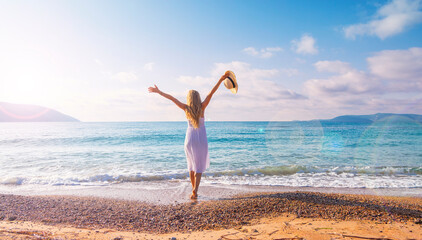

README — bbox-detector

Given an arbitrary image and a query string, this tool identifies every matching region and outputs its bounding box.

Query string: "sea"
[1,119,421,199]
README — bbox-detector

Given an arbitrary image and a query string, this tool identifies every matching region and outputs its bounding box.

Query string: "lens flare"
[0,104,50,121]
[265,120,323,166]
[354,115,422,195]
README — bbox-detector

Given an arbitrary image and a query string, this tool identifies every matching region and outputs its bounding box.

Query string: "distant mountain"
[323,113,422,123]
[0,102,79,122]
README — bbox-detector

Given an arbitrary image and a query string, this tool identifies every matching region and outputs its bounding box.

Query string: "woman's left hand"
[148,85,160,93]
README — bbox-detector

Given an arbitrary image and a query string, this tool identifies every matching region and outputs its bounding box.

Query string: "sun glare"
[2,46,58,105]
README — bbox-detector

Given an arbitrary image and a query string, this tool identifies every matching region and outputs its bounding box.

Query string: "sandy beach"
[1,191,421,239]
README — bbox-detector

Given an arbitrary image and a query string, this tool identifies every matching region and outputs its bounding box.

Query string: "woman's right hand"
[148,85,160,93]
[219,71,230,82]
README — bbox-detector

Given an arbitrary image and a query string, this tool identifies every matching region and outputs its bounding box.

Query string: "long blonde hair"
[185,90,202,128]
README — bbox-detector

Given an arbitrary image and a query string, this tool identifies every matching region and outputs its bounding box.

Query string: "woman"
[148,71,230,199]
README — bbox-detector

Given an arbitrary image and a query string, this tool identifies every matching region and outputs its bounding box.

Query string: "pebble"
[0,192,420,234]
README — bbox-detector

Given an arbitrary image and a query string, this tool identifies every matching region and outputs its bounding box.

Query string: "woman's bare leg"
[189,171,195,188]
[190,172,202,199]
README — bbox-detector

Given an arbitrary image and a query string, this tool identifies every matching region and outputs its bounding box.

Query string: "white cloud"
[303,47,422,115]
[80,48,422,121]
[112,71,138,83]
[344,0,422,39]
[304,64,378,96]
[177,75,214,88]
[243,47,259,56]
[314,60,352,74]
[94,59,103,66]
[173,61,307,121]
[368,47,422,80]
[291,34,318,55]
[242,46,283,58]
[94,60,142,84]
[368,47,422,91]
[280,68,300,77]
[210,63,306,120]
[212,61,280,79]
[144,62,155,71]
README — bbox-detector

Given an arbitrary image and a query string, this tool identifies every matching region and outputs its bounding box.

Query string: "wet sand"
[1,181,420,205]
[1,191,421,239]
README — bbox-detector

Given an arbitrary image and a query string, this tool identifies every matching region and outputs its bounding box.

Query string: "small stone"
[8,216,17,221]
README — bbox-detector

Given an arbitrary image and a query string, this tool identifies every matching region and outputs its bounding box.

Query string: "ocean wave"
[0,134,185,147]
[0,173,190,186]
[207,165,422,176]
[1,165,421,188]
[1,177,25,185]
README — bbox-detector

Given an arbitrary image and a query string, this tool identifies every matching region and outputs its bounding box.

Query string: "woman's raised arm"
[148,85,187,111]
[202,72,230,110]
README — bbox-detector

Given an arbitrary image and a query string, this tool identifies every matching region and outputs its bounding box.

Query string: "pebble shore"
[1,192,421,233]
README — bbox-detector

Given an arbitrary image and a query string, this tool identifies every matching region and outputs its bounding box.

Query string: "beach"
[1,190,421,239]
[0,122,421,239]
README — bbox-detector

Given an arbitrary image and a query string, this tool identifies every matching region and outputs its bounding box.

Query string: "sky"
[0,0,421,121]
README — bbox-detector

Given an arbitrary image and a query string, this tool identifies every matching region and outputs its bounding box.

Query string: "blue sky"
[0,0,421,121]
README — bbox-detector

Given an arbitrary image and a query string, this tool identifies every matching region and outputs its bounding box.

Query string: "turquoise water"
[0,119,421,189]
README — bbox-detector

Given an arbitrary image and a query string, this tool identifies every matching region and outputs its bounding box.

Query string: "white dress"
[184,117,210,173]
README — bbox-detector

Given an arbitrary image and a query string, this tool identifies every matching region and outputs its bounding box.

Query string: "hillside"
[324,113,422,123]
[0,102,79,122]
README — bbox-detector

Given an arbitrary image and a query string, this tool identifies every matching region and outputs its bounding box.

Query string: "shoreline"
[0,181,421,205]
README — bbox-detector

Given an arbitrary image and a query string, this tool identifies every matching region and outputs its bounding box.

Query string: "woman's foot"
[190,191,198,199]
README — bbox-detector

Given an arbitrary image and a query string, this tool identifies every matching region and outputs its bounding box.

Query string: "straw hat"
[223,71,238,94]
